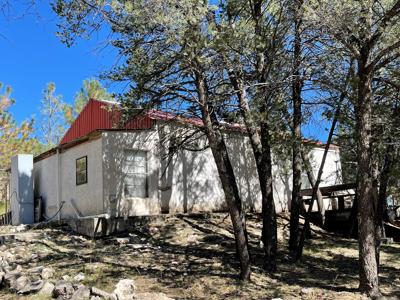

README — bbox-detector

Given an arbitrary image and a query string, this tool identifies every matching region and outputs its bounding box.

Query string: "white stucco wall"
[33,154,58,218]
[308,147,342,187]
[33,137,103,220]
[59,138,103,218]
[101,126,342,216]
[102,130,161,217]
[34,126,343,219]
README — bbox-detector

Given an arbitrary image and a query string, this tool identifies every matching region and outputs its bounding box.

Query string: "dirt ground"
[0,213,399,300]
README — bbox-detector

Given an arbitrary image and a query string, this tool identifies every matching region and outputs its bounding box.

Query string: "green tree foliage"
[63,78,113,125]
[0,83,42,202]
[0,83,39,169]
[39,82,66,147]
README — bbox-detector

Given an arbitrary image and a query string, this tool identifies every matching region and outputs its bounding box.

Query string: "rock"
[91,287,117,300]
[186,235,197,244]
[4,271,20,287]
[18,279,44,294]
[41,267,55,279]
[4,253,14,263]
[91,297,101,300]
[113,279,136,300]
[53,280,75,299]
[27,266,44,274]
[116,238,130,245]
[13,224,28,233]
[13,264,23,273]
[0,260,9,269]
[301,288,313,295]
[134,292,174,300]
[62,274,71,281]
[71,285,91,300]
[128,244,144,250]
[74,272,85,282]
[0,271,5,286]
[39,281,55,296]
[10,275,30,293]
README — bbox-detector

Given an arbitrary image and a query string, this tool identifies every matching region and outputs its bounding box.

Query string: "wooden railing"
[0,211,11,226]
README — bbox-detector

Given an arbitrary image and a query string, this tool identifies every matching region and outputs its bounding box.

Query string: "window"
[76,156,88,185]
[123,150,148,198]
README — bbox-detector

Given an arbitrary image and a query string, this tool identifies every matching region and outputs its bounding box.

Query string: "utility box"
[10,154,34,225]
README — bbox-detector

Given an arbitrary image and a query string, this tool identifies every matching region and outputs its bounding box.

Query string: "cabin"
[9,99,343,225]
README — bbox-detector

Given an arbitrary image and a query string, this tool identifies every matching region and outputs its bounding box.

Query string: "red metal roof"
[60,99,338,150]
[60,99,154,145]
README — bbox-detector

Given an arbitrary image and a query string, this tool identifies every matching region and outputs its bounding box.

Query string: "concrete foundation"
[67,215,166,238]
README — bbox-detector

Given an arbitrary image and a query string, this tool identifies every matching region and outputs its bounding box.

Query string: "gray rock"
[62,274,71,281]
[71,285,91,300]
[128,244,145,250]
[113,279,136,300]
[116,238,130,245]
[14,224,28,232]
[41,267,55,279]
[53,280,75,299]
[18,279,44,294]
[91,287,117,300]
[0,271,4,286]
[4,271,19,287]
[301,288,313,295]
[134,292,174,300]
[27,266,44,274]
[39,281,55,296]
[10,275,30,293]
[74,272,85,282]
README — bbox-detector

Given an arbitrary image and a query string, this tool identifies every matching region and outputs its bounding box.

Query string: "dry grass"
[0,213,399,299]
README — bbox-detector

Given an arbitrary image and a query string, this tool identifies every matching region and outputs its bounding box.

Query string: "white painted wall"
[33,154,58,218]
[59,138,103,218]
[33,126,343,219]
[102,126,342,216]
[33,138,103,220]
[102,130,161,217]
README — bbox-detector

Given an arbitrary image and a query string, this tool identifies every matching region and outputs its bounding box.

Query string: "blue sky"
[0,1,330,142]
[0,1,117,125]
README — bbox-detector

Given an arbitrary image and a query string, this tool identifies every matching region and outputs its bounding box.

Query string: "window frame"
[123,149,149,198]
[76,156,88,186]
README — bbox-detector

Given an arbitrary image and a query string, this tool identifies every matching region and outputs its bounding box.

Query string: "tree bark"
[195,69,251,280]
[375,138,394,270]
[356,52,380,297]
[227,70,277,272]
[289,0,303,254]
[260,122,277,272]
[301,149,325,225]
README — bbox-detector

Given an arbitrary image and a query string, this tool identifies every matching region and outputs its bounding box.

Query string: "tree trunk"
[301,149,325,225]
[356,54,380,297]
[375,141,393,270]
[195,70,251,280]
[260,122,277,272]
[250,0,278,271]
[289,0,303,254]
[227,70,277,272]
